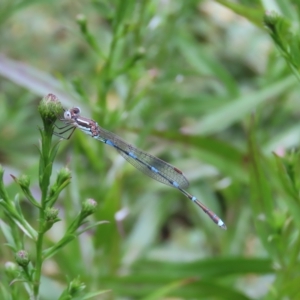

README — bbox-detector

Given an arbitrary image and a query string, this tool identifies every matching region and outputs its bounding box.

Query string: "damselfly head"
[63,107,81,120]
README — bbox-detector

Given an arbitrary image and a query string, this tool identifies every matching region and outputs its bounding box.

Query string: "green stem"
[33,227,44,298]
[33,107,57,297]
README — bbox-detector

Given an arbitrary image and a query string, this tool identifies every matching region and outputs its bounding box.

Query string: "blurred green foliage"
[1,0,300,299]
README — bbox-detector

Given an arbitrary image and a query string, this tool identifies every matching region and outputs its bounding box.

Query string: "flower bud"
[68,277,86,295]
[15,250,30,267]
[76,14,87,33]
[135,47,145,59]
[17,174,30,189]
[81,198,97,216]
[56,167,72,187]
[38,94,63,123]
[263,10,279,29]
[48,168,72,205]
[5,261,18,275]
[45,207,59,222]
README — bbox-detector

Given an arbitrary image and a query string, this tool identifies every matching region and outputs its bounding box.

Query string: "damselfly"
[58,107,226,230]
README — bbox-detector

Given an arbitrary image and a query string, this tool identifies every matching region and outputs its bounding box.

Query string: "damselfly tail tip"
[218,220,227,230]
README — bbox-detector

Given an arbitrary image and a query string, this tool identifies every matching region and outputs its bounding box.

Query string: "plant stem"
[32,95,62,298]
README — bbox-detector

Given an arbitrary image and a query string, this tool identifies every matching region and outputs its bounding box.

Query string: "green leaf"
[192,75,296,135]
[216,0,264,27]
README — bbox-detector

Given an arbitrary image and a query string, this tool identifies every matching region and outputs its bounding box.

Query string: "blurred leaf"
[190,75,296,135]
[216,0,264,27]
[0,54,83,110]
[131,257,273,278]
[176,31,239,97]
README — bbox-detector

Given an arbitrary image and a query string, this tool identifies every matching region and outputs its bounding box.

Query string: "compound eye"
[73,107,81,115]
[64,111,71,119]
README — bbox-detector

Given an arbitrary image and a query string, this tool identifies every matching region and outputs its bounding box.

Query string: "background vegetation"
[1,0,300,299]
